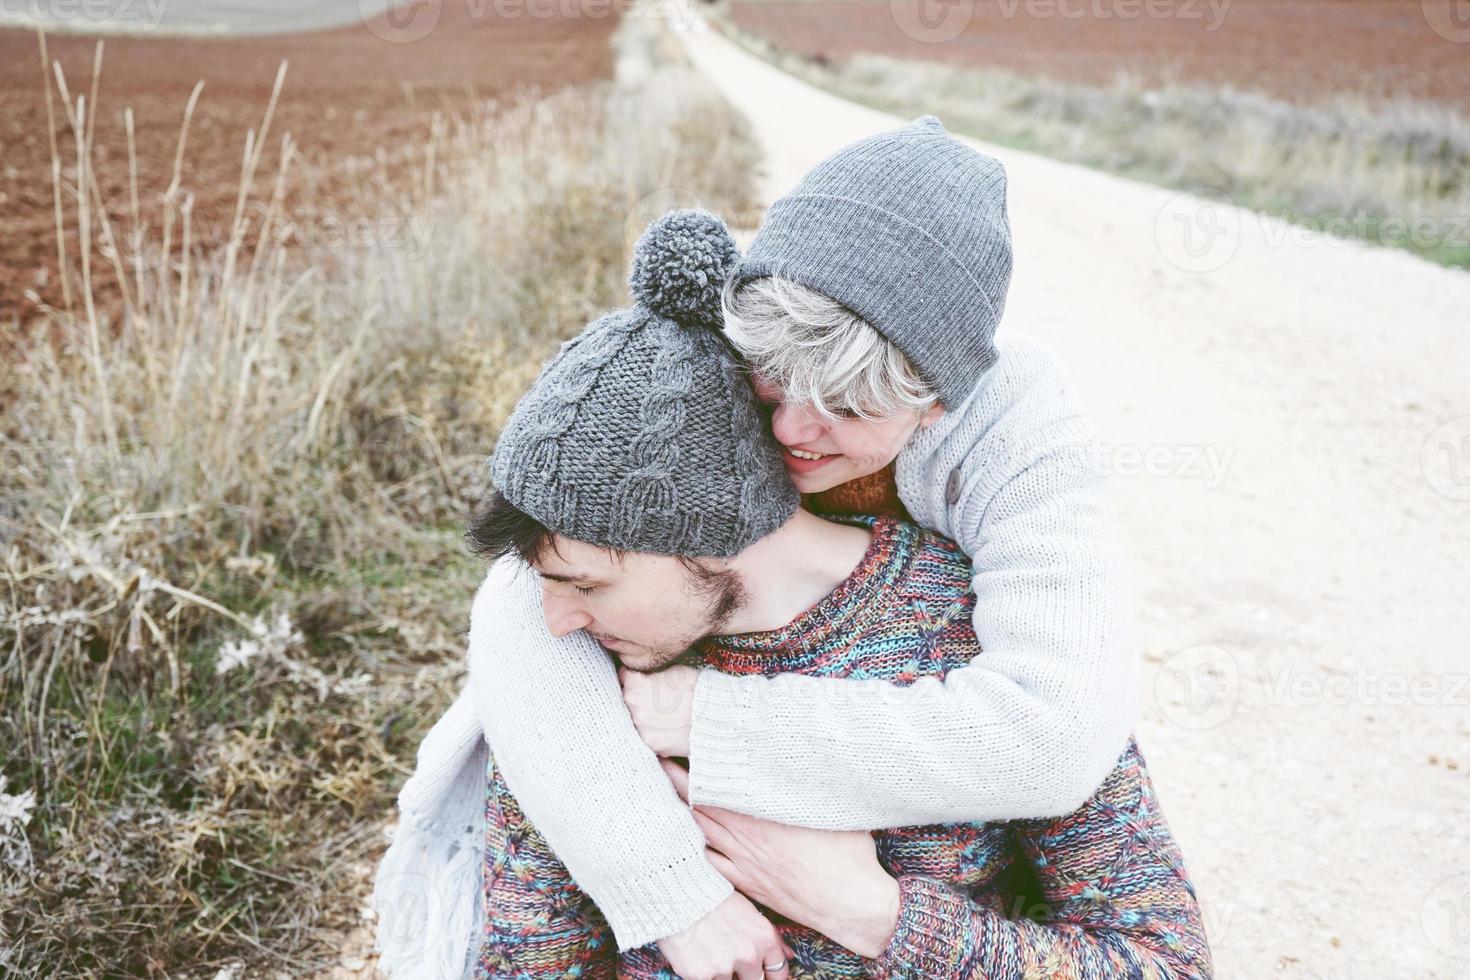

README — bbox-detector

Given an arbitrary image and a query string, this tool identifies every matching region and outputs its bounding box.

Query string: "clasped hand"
[620,665,901,970]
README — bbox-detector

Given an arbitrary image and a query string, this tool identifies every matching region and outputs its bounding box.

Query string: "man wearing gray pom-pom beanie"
[378,115,1189,979]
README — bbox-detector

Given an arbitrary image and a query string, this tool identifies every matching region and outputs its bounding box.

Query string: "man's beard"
[617,565,748,673]
[690,562,747,634]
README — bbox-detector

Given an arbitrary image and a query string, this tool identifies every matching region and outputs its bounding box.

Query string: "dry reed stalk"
[36,28,73,315]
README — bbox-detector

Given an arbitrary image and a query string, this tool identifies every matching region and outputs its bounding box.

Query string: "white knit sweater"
[372,335,1140,977]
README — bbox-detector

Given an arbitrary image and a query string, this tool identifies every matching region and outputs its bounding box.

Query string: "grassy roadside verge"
[703,4,1470,271]
[0,16,762,977]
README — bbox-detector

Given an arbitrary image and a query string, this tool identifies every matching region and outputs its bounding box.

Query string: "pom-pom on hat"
[628,207,741,329]
[490,208,799,559]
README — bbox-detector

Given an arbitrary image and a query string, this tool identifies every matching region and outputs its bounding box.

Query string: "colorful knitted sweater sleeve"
[870,740,1212,979]
[474,752,619,979]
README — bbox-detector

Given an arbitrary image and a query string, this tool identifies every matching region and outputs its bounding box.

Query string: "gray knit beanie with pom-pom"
[489,208,800,558]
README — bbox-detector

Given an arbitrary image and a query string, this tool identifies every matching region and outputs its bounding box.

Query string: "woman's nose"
[542,587,591,638]
[771,401,825,446]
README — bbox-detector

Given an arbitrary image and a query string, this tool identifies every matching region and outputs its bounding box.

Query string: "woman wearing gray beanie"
[378,117,1141,979]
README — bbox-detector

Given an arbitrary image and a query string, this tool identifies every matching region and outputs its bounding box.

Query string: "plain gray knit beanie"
[490,208,799,559]
[730,114,1012,409]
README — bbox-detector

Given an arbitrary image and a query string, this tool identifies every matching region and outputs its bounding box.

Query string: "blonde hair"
[720,276,938,422]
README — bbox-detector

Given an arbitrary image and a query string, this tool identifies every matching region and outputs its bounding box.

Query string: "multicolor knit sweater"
[475,517,1211,979]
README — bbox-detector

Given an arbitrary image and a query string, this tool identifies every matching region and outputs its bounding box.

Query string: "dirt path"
[675,17,1470,978]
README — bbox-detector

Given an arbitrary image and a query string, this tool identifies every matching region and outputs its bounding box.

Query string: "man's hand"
[618,664,697,757]
[661,759,902,960]
[655,891,794,980]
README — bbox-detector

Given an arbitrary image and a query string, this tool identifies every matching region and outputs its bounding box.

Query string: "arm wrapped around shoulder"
[468,556,732,950]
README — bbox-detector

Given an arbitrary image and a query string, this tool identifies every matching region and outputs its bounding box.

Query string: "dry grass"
[0,16,761,977]
[705,5,1470,270]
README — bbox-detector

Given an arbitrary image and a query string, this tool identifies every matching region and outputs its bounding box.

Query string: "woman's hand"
[654,892,795,980]
[660,759,902,959]
[619,664,697,757]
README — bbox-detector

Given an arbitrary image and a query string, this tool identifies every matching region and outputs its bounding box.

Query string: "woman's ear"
[918,403,946,429]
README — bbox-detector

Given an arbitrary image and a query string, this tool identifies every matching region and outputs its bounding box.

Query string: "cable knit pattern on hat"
[609,324,698,551]
[500,312,641,533]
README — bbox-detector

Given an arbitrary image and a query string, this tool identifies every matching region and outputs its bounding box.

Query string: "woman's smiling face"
[751,373,945,494]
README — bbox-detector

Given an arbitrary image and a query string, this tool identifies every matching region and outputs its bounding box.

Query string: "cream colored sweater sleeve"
[468,556,732,952]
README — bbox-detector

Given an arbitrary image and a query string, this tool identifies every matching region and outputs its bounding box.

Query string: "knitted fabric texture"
[474,517,1211,979]
[490,208,799,558]
[730,114,1013,409]
[801,460,909,520]
[373,335,1144,962]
